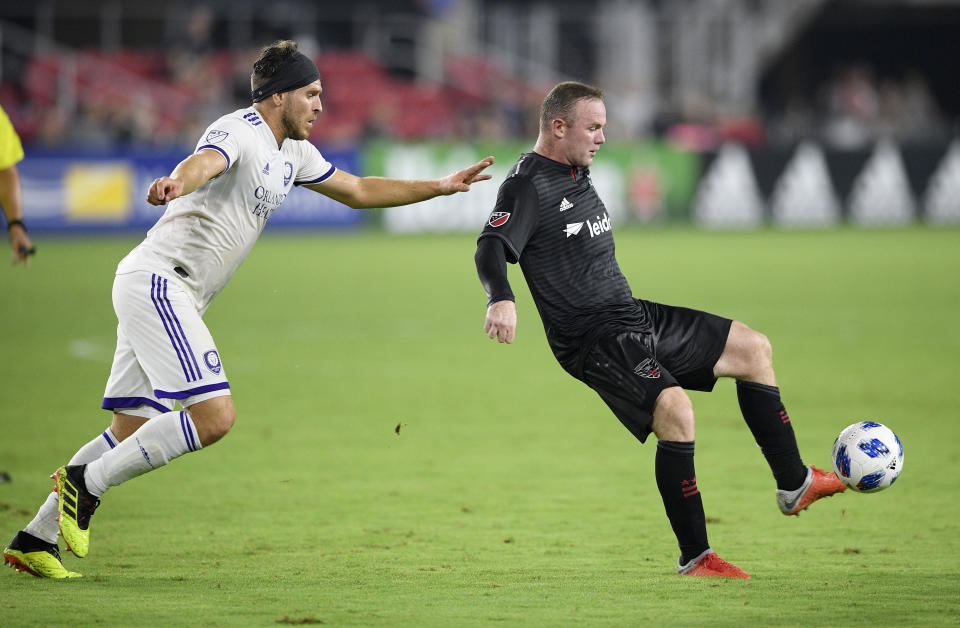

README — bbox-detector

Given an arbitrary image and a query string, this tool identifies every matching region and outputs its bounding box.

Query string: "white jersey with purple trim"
[117,106,336,311]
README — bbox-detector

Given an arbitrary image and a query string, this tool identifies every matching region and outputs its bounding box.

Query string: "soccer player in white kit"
[3,40,494,579]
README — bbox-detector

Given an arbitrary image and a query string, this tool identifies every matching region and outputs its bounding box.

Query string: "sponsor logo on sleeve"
[488,212,510,227]
[205,130,229,144]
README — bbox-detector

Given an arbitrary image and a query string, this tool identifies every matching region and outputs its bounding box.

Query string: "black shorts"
[574,301,732,443]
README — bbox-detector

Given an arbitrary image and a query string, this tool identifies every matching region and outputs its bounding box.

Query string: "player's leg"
[650,387,706,562]
[82,395,234,497]
[58,271,234,557]
[59,400,233,558]
[3,428,122,578]
[579,331,747,578]
[713,320,844,514]
[713,321,806,489]
[92,268,234,485]
[652,387,749,579]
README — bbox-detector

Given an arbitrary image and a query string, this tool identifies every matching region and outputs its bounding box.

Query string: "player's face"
[281,80,323,140]
[561,98,606,167]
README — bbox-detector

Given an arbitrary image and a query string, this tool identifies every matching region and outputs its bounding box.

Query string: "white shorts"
[102,270,230,418]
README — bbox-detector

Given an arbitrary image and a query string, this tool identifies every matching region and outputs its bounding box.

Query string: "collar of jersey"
[245,107,286,151]
[528,151,590,180]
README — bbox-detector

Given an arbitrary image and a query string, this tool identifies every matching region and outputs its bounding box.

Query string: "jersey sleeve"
[293,140,336,186]
[478,175,539,264]
[194,116,251,176]
[0,105,24,170]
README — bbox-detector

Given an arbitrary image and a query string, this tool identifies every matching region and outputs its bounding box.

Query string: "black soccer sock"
[736,380,808,491]
[655,440,709,565]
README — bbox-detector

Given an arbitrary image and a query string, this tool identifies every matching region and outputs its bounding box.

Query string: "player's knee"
[651,387,695,441]
[189,396,236,446]
[749,329,773,369]
[732,322,773,372]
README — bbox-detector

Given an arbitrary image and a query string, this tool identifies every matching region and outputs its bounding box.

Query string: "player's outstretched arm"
[146,149,228,206]
[306,156,495,209]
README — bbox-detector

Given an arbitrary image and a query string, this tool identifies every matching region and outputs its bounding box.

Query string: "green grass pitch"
[1,227,958,626]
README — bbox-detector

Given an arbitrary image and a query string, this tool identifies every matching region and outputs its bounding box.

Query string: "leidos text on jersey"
[586,213,611,237]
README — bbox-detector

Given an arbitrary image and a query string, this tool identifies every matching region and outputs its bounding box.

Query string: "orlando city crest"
[204,350,222,375]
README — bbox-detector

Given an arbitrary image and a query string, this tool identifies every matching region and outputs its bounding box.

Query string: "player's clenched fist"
[147,177,184,205]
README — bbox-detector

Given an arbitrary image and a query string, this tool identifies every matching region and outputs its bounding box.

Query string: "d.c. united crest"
[488,212,510,227]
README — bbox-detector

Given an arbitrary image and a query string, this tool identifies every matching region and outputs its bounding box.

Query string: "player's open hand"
[147,177,185,206]
[439,156,495,195]
[484,299,517,344]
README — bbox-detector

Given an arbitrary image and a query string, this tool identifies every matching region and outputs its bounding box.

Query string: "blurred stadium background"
[2,0,960,233]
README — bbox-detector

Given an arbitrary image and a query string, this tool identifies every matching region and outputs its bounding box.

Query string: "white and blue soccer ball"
[831,421,904,492]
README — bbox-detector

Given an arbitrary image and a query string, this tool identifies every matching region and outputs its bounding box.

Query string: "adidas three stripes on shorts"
[101,270,230,418]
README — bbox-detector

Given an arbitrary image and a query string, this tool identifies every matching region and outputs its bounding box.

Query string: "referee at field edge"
[474,81,847,579]
[0,104,35,266]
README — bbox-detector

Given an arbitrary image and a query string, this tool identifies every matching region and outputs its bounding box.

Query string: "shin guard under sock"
[84,411,201,497]
[737,380,807,490]
[24,428,119,544]
[655,440,709,564]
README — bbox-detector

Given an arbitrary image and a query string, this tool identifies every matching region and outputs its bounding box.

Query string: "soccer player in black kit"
[474,82,847,579]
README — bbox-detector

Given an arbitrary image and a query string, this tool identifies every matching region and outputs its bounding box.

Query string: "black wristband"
[6,219,26,232]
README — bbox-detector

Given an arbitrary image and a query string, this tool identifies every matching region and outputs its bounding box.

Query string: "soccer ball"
[831,421,903,492]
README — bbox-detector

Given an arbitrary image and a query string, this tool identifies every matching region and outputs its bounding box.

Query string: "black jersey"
[478,152,649,363]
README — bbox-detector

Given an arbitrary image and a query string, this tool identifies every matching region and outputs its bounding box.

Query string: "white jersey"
[117,107,336,311]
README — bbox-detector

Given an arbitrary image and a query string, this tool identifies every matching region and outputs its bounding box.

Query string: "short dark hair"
[539,81,604,132]
[250,40,301,91]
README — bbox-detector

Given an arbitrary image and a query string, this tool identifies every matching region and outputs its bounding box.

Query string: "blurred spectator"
[823,64,880,149]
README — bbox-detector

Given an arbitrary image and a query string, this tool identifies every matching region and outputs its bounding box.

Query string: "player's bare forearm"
[484,300,517,344]
[0,166,23,223]
[147,149,227,205]
[308,157,494,209]
[352,176,445,208]
[0,165,33,266]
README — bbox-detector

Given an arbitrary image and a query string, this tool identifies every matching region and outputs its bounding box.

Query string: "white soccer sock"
[84,411,201,497]
[24,428,119,544]
[23,493,61,545]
